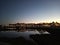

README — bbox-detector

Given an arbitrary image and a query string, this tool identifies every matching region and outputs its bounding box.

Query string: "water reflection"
[0,29,50,40]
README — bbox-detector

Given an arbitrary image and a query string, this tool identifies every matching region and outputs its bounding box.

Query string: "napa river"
[0,29,50,40]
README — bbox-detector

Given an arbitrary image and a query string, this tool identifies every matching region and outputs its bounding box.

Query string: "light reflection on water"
[0,29,50,40]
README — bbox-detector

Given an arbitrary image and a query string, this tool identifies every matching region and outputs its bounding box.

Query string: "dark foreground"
[0,34,60,45]
[0,29,60,45]
[0,37,38,45]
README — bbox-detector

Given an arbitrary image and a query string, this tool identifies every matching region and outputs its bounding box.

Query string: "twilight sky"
[0,0,60,24]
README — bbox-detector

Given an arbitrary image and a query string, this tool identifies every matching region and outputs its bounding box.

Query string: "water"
[0,29,50,40]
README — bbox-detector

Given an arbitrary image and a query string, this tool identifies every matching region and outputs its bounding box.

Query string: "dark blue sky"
[0,0,60,24]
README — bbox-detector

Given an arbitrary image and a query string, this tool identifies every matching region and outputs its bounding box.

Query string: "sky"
[0,0,60,24]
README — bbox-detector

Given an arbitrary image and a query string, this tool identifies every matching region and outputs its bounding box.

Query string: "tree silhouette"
[16,26,20,32]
